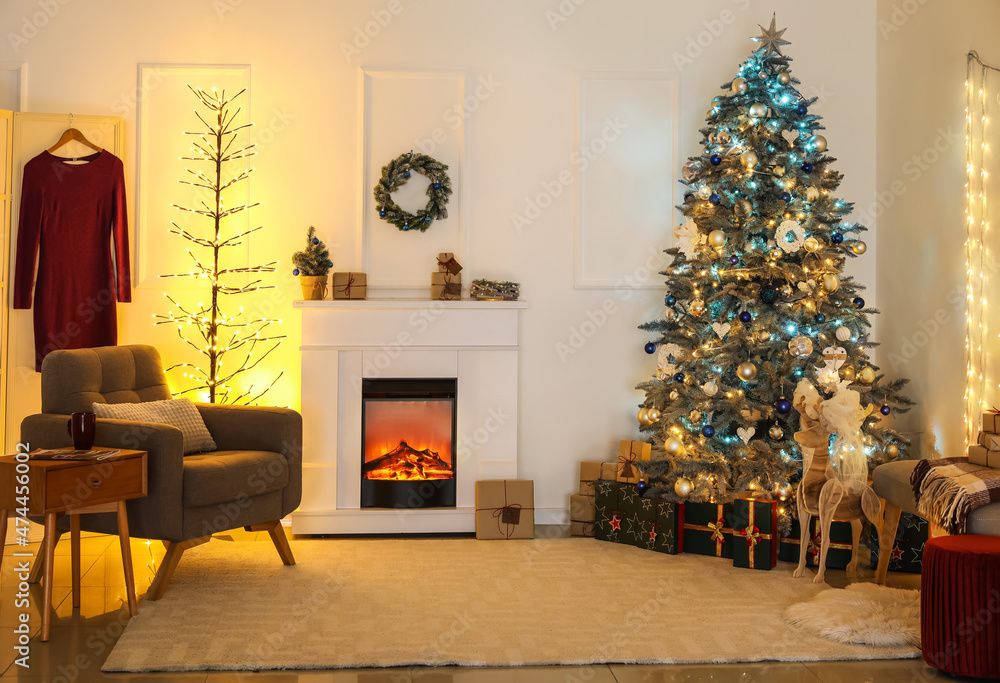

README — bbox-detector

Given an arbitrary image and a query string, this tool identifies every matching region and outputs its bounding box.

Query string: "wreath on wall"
[373,151,453,232]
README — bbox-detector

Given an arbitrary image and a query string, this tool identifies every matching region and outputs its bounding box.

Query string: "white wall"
[0,0,878,517]
[876,0,1000,459]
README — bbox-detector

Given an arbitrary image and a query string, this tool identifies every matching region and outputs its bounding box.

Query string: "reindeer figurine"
[791,380,882,584]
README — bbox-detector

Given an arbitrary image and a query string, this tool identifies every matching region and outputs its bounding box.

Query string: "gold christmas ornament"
[779,284,793,298]
[673,477,694,498]
[835,326,852,342]
[708,229,727,248]
[684,375,695,386]
[665,437,685,456]
[740,150,759,167]
[776,482,793,500]
[777,71,791,85]
[690,300,706,316]
[638,408,651,425]
[732,78,748,94]
[803,236,821,252]
[859,366,876,384]
[887,444,899,458]
[737,361,758,381]
[718,131,731,144]
[669,390,680,401]
[769,424,784,439]
[666,308,678,321]
[810,135,828,152]
[689,410,703,422]
[773,165,785,177]
[852,240,868,255]
[757,330,771,342]
[702,381,719,397]
[769,248,784,260]
[788,335,814,357]
[822,273,841,292]
[697,185,712,199]
[749,102,767,118]
[647,408,661,423]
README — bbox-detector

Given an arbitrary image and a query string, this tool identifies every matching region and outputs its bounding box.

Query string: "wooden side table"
[0,449,147,641]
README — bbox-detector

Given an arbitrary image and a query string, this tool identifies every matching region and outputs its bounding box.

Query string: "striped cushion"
[92,398,217,455]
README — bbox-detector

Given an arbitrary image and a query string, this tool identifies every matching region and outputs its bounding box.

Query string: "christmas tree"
[292,226,333,276]
[156,85,284,404]
[636,17,912,515]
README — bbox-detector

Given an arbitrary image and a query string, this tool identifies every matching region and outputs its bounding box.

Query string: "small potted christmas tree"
[292,226,333,300]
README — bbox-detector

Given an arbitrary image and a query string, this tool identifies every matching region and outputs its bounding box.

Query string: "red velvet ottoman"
[922,535,1000,677]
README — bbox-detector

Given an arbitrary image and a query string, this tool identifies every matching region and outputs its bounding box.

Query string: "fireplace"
[360,378,457,509]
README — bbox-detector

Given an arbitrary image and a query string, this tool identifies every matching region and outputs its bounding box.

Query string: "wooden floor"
[0,526,978,682]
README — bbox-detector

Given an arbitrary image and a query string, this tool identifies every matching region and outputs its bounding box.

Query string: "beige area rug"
[103,538,920,672]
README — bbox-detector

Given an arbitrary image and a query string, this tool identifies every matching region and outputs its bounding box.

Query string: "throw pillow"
[92,398,217,455]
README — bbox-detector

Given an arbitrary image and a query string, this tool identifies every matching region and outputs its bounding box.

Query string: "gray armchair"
[20,344,301,600]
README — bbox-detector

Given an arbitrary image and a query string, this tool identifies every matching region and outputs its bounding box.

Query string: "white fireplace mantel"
[291,298,526,534]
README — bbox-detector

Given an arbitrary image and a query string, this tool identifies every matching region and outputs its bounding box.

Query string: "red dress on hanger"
[13,150,131,371]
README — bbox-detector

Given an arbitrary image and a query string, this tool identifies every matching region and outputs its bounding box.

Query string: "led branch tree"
[156,85,283,404]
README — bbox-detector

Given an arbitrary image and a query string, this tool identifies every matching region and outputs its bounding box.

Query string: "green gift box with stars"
[633,497,685,555]
[594,480,644,545]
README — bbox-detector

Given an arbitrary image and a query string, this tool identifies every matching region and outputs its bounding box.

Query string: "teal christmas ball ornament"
[709,193,721,205]
[327,260,334,267]
[701,425,716,438]
[424,216,433,224]
[665,294,676,306]
[853,297,865,309]
[402,224,410,231]
[292,268,300,276]
[644,342,656,354]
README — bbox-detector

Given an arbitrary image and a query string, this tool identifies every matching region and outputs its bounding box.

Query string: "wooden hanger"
[48,117,102,155]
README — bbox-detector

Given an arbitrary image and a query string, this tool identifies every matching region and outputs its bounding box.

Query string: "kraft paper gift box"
[976,432,1000,451]
[431,272,462,300]
[617,440,651,484]
[779,518,854,569]
[682,501,735,558]
[731,498,778,571]
[983,412,1000,434]
[475,480,534,539]
[579,461,602,495]
[600,462,618,481]
[870,511,929,574]
[331,272,367,299]
[633,497,684,554]
[970,444,1000,468]
[594,480,643,545]
[437,252,463,275]
[570,493,596,537]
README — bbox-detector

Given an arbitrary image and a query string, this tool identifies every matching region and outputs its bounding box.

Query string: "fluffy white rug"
[783,583,921,647]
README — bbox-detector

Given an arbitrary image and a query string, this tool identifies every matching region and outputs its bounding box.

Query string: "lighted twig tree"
[155,85,283,404]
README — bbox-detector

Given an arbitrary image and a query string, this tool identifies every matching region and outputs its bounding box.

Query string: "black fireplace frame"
[360,378,457,509]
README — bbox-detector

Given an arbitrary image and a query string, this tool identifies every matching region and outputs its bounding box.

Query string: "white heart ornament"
[822,346,848,370]
[712,322,731,339]
[781,129,798,147]
[737,427,755,444]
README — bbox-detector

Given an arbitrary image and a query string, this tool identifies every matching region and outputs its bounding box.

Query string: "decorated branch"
[373,151,452,232]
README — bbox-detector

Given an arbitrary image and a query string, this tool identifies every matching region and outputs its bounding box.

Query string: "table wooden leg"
[40,512,59,642]
[116,502,138,617]
[70,514,81,609]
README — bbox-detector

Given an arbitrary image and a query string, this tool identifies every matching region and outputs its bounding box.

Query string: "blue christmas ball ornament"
[424,216,433,224]
[403,170,411,178]
[796,104,808,116]
[709,193,721,205]
[775,398,792,414]
[710,154,722,166]
[729,255,739,265]
[433,182,442,189]
[831,232,844,244]
[701,425,716,438]
[738,311,752,323]
[327,260,334,267]
[815,313,826,323]
[636,480,650,494]
[779,191,791,202]
[312,237,319,244]
[853,297,865,309]
[665,294,676,306]
[880,405,892,416]
[292,268,299,276]
[644,342,657,354]
[674,372,685,383]
[801,162,813,173]
[402,224,410,231]
[379,209,387,218]
[684,193,694,201]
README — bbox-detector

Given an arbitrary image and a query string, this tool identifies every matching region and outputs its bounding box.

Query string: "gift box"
[332,272,367,299]
[594,480,643,545]
[870,511,928,574]
[475,479,534,539]
[682,502,734,558]
[579,461,602,495]
[731,498,778,570]
[634,497,684,554]
[600,462,618,481]
[570,493,595,537]
[431,272,462,300]
[970,444,1000,468]
[437,252,463,275]
[617,440,651,484]
[780,517,854,569]
[976,432,1000,451]
[983,412,1000,433]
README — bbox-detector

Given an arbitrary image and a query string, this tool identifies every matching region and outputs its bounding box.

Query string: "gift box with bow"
[617,440,650,484]
[331,272,367,299]
[475,479,534,539]
[731,498,778,570]
[682,501,734,558]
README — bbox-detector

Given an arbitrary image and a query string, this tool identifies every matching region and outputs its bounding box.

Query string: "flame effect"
[363,399,453,480]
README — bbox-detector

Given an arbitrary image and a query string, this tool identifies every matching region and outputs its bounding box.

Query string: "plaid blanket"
[911,457,1000,534]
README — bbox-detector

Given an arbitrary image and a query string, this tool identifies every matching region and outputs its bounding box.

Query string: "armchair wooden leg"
[146,536,211,602]
[875,501,903,585]
[248,521,295,566]
[29,527,64,584]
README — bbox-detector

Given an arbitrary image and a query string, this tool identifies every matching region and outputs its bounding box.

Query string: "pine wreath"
[373,152,453,232]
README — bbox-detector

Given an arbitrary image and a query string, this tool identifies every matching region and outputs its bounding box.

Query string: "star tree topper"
[752,13,790,57]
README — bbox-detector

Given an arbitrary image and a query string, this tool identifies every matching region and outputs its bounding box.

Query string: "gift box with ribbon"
[869,511,928,574]
[437,252,463,274]
[475,479,534,539]
[600,462,618,481]
[579,461,602,495]
[594,480,643,545]
[731,498,778,570]
[682,501,734,558]
[431,272,462,300]
[983,411,1000,434]
[331,272,367,299]
[634,497,684,554]
[570,492,596,537]
[970,444,1000,468]
[778,517,853,569]
[617,440,651,484]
